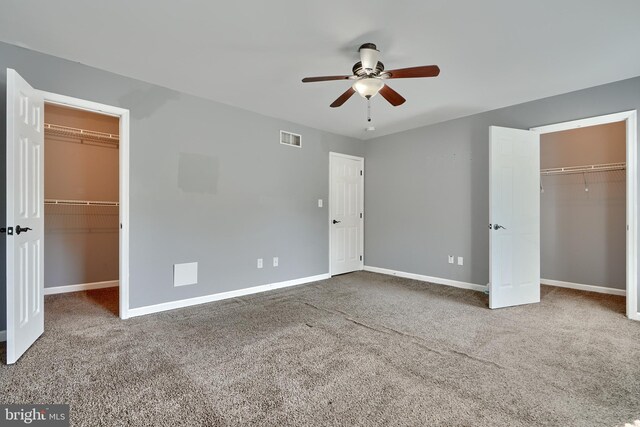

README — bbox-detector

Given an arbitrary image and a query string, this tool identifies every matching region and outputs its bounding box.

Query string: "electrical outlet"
[448,255,454,264]
[257,258,263,269]
[318,199,323,208]
[457,256,464,266]
[273,257,279,267]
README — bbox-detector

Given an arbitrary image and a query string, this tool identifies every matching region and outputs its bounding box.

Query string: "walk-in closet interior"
[44,104,119,301]
[540,121,626,296]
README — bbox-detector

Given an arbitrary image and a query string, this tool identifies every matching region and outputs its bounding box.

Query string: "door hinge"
[360,213,363,219]
[360,255,362,261]
[360,170,363,176]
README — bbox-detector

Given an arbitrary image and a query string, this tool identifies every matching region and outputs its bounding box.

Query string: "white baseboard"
[364,266,487,292]
[541,278,626,296]
[127,273,330,318]
[44,280,119,295]
[0,330,5,342]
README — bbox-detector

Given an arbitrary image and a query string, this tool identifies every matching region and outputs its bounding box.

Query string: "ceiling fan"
[302,43,440,108]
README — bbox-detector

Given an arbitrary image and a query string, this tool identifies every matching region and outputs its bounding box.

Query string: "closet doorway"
[531,111,638,320]
[41,91,130,321]
[43,103,120,313]
[6,69,130,364]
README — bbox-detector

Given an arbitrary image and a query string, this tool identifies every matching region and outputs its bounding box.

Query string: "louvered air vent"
[280,130,301,148]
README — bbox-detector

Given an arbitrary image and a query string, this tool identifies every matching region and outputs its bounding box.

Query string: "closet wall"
[540,122,626,290]
[44,104,119,288]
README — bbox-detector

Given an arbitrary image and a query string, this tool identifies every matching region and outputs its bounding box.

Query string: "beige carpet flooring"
[1,271,639,426]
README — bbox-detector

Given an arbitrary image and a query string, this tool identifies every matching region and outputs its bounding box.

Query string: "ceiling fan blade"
[302,75,352,83]
[330,87,356,108]
[379,85,406,106]
[386,65,440,79]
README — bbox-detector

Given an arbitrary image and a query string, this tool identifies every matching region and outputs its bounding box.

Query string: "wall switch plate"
[257,258,263,269]
[318,199,323,208]
[457,256,464,266]
[448,255,454,264]
[273,257,279,267]
[174,262,198,287]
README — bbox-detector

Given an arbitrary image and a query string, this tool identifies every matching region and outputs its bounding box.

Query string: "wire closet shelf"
[540,162,626,176]
[44,199,119,207]
[44,123,119,147]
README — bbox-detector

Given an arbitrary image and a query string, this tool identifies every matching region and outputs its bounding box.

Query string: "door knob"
[16,225,32,235]
[493,224,506,230]
[332,219,341,224]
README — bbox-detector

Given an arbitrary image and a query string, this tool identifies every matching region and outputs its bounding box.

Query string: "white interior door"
[489,126,540,309]
[6,69,45,364]
[330,153,363,276]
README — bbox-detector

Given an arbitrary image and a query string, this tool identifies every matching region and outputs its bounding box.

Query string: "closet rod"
[44,123,119,146]
[540,162,626,176]
[44,199,119,207]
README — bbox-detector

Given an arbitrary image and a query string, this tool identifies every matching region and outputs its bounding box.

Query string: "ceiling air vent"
[280,130,301,148]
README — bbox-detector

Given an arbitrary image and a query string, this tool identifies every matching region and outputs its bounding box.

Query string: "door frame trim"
[39,90,131,320]
[531,110,638,320]
[329,152,364,276]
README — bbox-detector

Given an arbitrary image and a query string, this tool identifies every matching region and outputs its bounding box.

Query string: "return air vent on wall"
[280,130,301,148]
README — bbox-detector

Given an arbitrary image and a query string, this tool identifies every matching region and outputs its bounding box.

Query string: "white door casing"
[39,91,131,320]
[489,126,540,309]
[6,69,45,364]
[330,152,364,276]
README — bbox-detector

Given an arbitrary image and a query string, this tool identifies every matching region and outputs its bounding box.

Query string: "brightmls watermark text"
[1,405,69,426]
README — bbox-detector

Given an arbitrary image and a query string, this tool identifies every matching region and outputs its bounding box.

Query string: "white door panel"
[489,126,540,309]
[6,69,45,364]
[330,153,363,276]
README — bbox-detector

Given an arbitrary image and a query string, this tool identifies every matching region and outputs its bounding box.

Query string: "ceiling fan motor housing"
[352,61,385,77]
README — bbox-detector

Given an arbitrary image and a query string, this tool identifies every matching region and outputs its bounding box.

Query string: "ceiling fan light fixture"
[353,78,384,99]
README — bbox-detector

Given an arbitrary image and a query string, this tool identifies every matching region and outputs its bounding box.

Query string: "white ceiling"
[2,0,639,140]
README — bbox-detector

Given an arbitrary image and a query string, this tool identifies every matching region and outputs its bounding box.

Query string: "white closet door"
[489,126,540,309]
[6,68,45,364]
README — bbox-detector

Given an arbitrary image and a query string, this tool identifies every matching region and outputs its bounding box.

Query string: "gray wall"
[44,104,120,288]
[364,76,640,307]
[541,123,626,289]
[1,42,364,329]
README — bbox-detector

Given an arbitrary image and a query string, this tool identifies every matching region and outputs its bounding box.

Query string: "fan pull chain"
[367,98,372,122]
